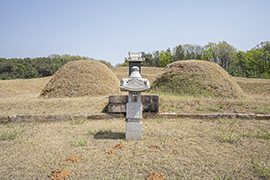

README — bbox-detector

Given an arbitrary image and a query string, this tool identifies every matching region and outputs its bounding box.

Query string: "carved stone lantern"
[121,52,150,140]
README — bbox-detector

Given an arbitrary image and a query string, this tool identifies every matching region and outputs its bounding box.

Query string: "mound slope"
[40,60,120,98]
[150,60,244,98]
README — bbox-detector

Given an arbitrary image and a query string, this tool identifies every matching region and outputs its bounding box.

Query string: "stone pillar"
[126,92,142,140]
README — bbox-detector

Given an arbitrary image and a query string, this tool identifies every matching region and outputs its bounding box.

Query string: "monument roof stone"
[125,51,145,62]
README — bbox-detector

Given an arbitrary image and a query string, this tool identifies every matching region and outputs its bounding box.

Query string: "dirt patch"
[113,142,125,149]
[66,156,82,163]
[40,60,121,98]
[8,90,16,94]
[106,149,115,154]
[147,172,167,180]
[48,169,71,180]
[16,86,27,90]
[150,60,244,98]
[148,145,160,150]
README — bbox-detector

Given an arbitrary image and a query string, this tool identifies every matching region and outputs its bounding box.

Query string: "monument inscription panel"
[126,102,142,119]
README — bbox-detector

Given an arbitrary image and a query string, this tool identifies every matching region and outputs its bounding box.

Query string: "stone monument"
[125,51,145,76]
[121,52,150,140]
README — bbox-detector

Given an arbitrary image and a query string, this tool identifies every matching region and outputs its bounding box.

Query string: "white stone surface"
[126,102,142,119]
[120,66,150,92]
[126,120,142,140]
[125,51,145,62]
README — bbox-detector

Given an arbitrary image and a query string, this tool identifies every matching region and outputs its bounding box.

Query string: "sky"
[0,0,269,66]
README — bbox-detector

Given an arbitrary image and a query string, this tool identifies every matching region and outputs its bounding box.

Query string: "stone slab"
[126,102,142,119]
[126,121,142,140]
[108,104,126,113]
[108,95,159,113]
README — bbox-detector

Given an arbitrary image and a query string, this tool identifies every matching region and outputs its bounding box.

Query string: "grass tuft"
[255,131,270,139]
[70,118,85,125]
[250,159,270,178]
[0,129,22,140]
[217,129,242,143]
[213,174,232,180]
[70,139,87,147]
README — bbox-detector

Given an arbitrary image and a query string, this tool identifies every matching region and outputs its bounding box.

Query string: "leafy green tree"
[141,52,153,67]
[216,41,237,70]
[152,51,160,67]
[159,50,171,67]
[183,44,204,60]
[172,45,185,62]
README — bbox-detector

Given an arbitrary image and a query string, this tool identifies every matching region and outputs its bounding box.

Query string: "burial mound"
[150,60,243,98]
[40,60,120,98]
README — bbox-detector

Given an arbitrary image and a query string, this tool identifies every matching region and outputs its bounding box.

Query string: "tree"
[172,45,185,62]
[159,50,171,68]
[141,52,153,67]
[216,41,237,70]
[203,42,218,63]
[183,44,204,60]
[152,51,160,67]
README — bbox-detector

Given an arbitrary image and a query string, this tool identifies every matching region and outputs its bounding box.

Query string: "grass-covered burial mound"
[41,60,120,98]
[150,60,243,98]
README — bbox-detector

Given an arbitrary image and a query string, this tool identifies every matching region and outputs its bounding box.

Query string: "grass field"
[0,66,270,179]
[0,118,269,179]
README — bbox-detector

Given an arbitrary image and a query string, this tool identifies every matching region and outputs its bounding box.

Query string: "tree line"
[1,41,270,80]
[0,54,113,80]
[117,41,270,79]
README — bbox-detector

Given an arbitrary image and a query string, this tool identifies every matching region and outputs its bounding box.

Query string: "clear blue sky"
[0,0,269,66]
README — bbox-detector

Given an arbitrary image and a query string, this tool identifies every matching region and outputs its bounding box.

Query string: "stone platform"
[108,95,159,113]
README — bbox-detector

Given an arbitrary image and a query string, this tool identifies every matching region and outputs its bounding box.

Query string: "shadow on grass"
[101,103,108,113]
[94,132,125,139]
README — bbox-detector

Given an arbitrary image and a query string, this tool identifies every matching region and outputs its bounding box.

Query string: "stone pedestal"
[126,119,142,140]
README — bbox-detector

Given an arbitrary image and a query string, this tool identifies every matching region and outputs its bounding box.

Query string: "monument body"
[121,52,150,140]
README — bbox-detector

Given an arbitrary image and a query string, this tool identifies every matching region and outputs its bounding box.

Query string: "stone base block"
[126,120,142,140]
[108,95,159,113]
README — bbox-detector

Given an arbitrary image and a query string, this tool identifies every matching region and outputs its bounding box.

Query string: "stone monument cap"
[125,51,145,62]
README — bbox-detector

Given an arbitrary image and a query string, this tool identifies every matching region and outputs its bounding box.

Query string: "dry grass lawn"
[0,118,269,179]
[0,66,270,179]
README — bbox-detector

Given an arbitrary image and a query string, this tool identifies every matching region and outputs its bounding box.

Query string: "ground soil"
[147,172,167,180]
[48,169,71,180]
[106,149,115,154]
[148,145,160,149]
[66,156,82,163]
[113,142,125,149]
